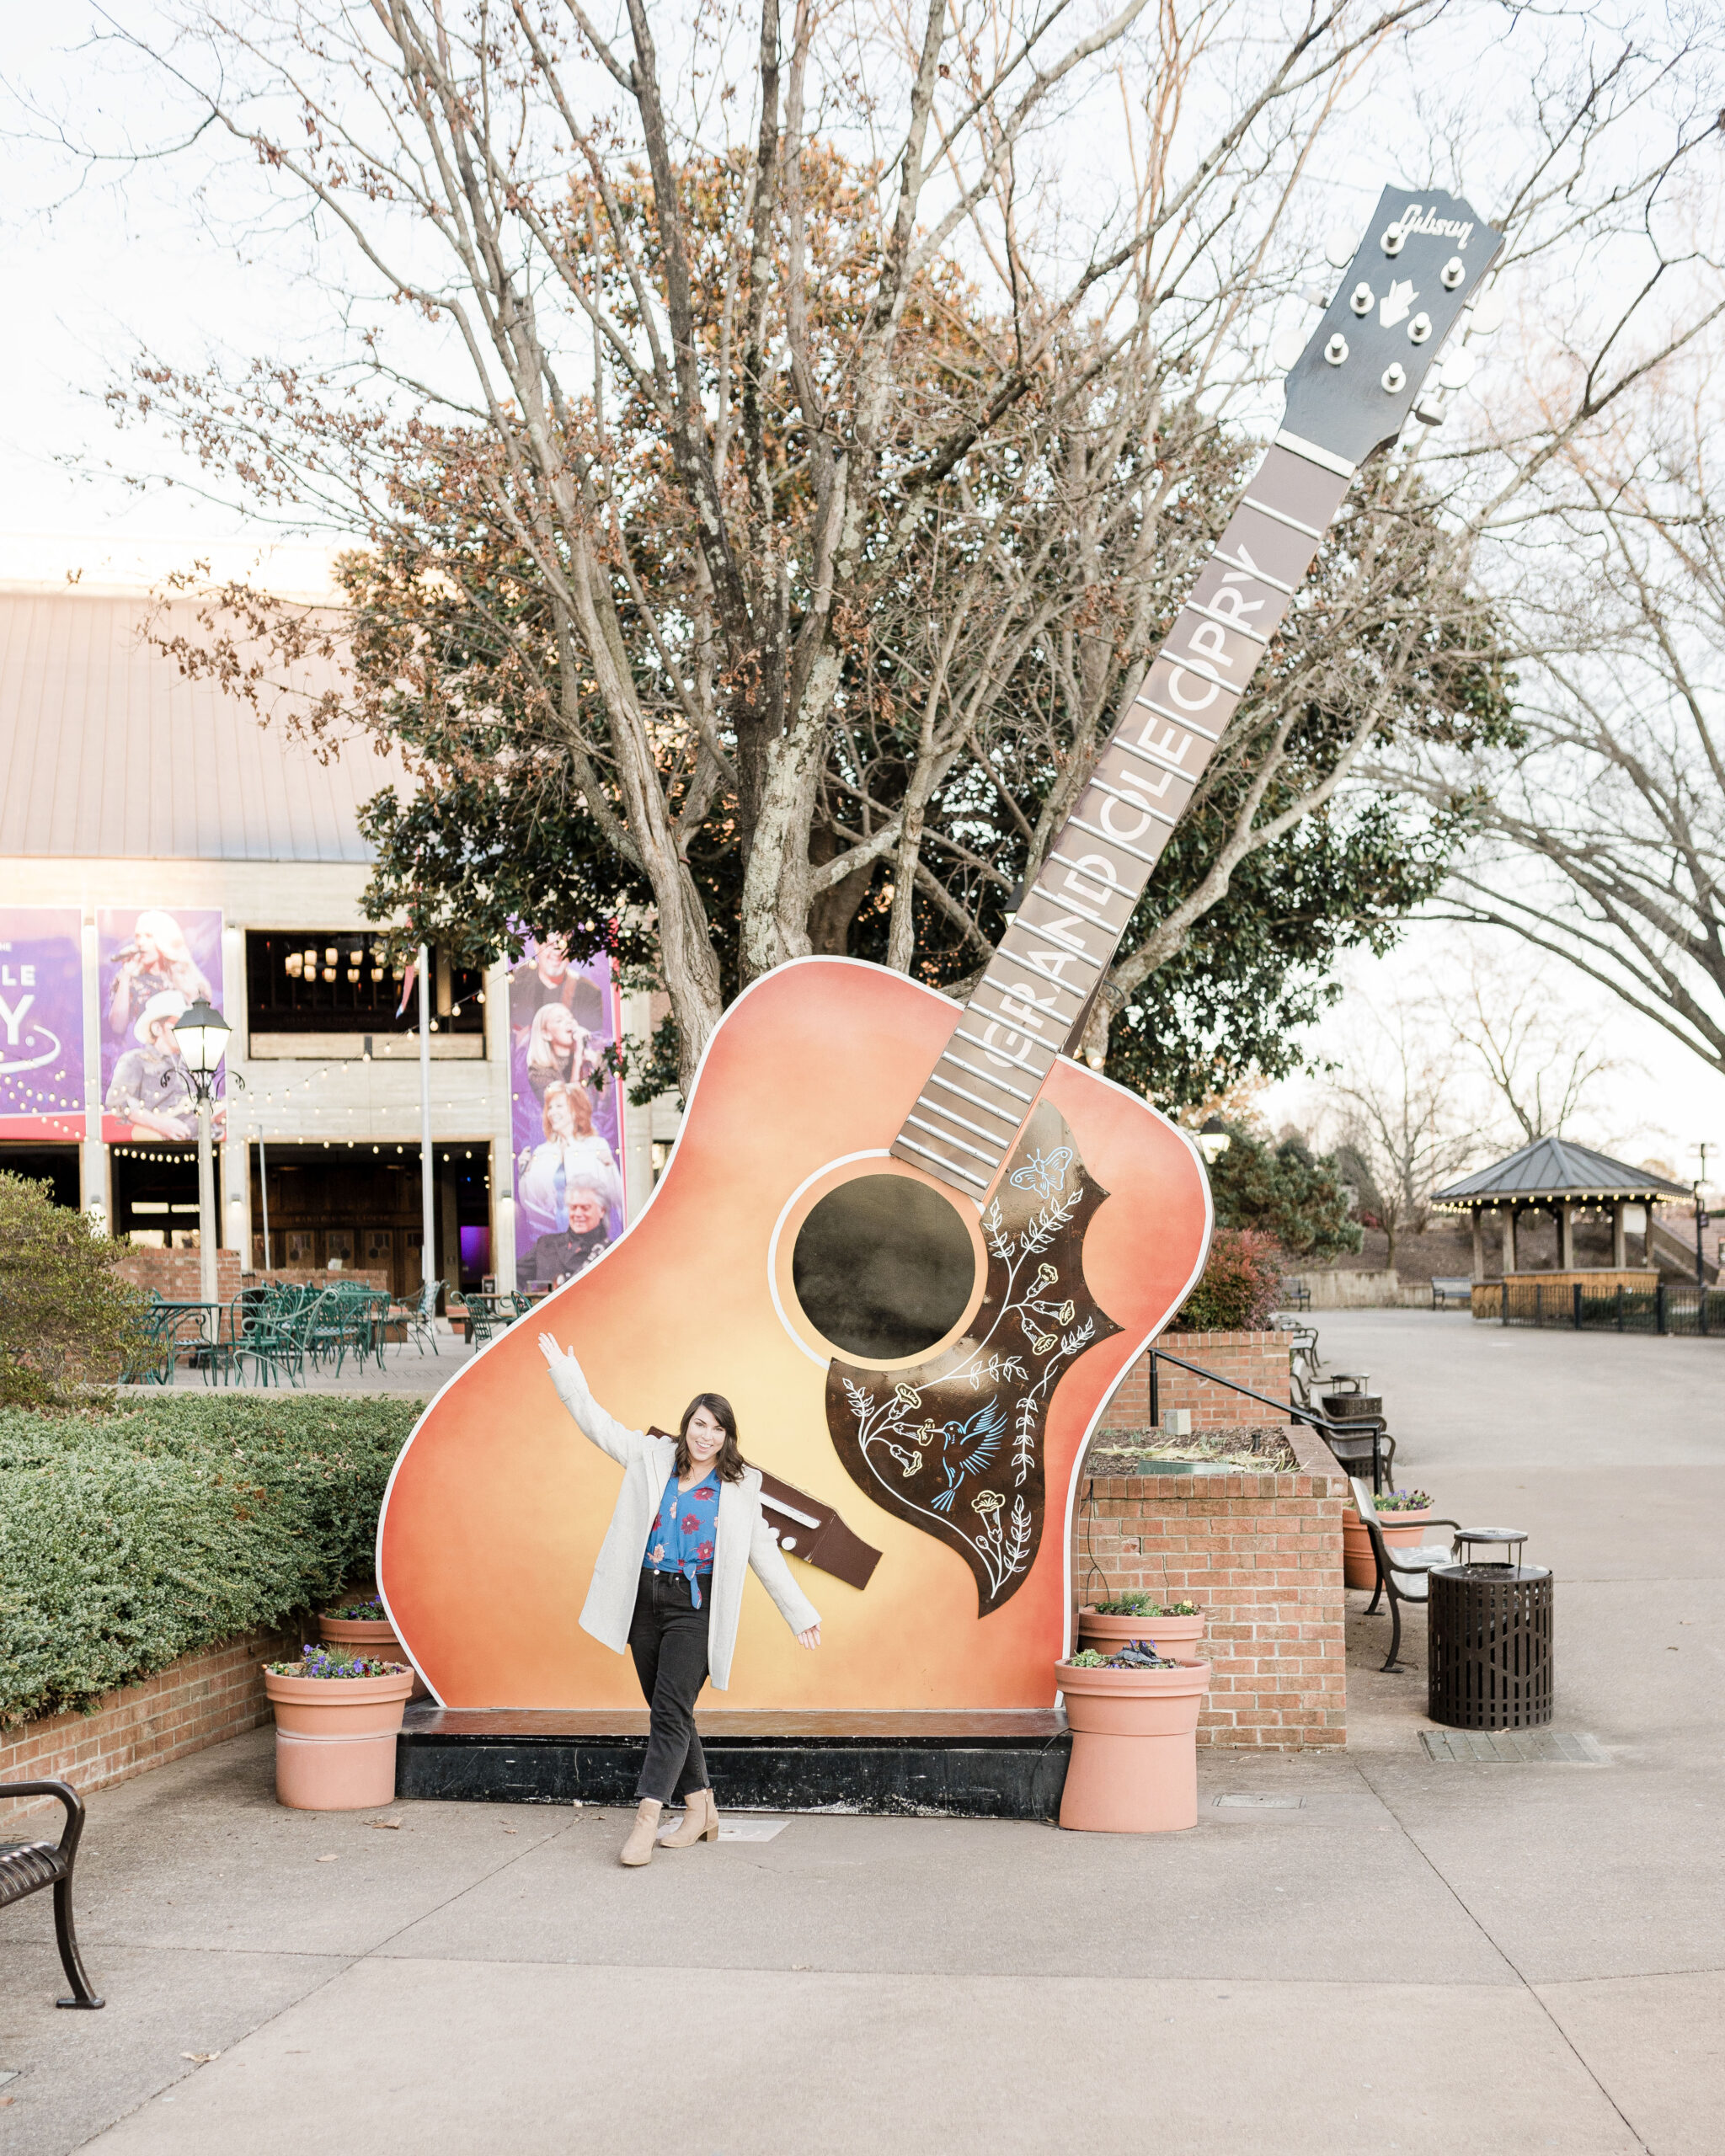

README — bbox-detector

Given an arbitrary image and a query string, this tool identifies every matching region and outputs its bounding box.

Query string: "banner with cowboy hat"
[98,907,226,1145]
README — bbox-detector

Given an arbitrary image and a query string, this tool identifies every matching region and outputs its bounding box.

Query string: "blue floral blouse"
[644,1469,720,1606]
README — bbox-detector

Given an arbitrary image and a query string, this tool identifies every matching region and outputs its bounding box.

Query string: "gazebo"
[1431,1136,1690,1284]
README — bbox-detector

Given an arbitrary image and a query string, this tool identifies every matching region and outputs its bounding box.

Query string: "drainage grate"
[1421,1730,1610,1765]
[1213,1793,1306,1809]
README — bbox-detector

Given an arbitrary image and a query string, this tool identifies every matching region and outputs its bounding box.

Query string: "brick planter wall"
[1100,1328,1291,1433]
[110,1246,244,1300]
[1071,1420,1345,1748]
[0,1628,301,1827]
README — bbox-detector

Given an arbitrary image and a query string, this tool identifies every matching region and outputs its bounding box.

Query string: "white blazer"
[550,1361,820,1691]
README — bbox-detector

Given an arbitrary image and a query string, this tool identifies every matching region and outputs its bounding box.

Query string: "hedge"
[0,1396,419,1726]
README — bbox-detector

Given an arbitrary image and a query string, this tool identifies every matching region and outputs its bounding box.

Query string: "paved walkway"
[5,1310,1720,2152]
[121,1334,477,1398]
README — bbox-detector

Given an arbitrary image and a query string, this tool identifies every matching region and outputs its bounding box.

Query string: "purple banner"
[0,908,85,1141]
[98,906,226,1144]
[507,937,625,1288]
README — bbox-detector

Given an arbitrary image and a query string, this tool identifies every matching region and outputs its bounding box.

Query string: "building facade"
[1,585,660,1294]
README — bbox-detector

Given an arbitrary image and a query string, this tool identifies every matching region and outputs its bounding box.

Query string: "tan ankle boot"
[619,1798,663,1866]
[657,1789,719,1848]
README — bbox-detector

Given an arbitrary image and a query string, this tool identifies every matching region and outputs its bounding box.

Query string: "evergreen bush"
[0,1395,418,1726]
[0,1173,153,1406]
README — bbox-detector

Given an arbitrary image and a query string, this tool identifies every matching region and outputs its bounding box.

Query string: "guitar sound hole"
[792,1174,977,1363]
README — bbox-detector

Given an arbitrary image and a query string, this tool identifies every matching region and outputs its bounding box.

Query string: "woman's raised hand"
[537,1332,587,1390]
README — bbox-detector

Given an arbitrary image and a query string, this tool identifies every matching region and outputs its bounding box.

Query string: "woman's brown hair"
[541,1080,595,1141]
[676,1393,746,1483]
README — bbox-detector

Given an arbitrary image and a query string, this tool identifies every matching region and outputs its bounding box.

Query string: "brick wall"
[0,1628,300,1827]
[110,1246,244,1300]
[109,1251,391,1299]
[1071,1419,1345,1748]
[1100,1329,1290,1432]
[248,1267,392,1293]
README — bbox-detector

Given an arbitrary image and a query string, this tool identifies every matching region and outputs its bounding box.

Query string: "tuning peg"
[1467,286,1506,335]
[1323,333,1349,367]
[1413,391,1447,428]
[1271,326,1308,371]
[1297,280,1333,308]
[1348,281,1375,318]
[1323,226,1358,270]
[1439,348,1478,391]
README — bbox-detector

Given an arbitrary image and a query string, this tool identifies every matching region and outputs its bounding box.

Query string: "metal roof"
[1432,1135,1690,1206]
[0,589,409,863]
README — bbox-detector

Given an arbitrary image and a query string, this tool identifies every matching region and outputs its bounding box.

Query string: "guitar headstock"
[1282,184,1503,468]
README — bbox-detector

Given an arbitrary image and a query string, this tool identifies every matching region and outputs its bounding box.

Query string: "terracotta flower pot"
[264,1665,414,1811]
[318,1613,428,1699]
[1057,1657,1212,1833]
[1343,1505,1433,1590]
[1077,1608,1206,1662]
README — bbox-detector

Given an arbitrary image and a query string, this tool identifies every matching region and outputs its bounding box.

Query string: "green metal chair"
[402,1278,446,1357]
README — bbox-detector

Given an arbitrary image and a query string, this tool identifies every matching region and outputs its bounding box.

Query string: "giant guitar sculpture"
[378,186,1501,1710]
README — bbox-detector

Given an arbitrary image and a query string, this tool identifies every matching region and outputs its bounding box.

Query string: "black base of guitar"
[396,1703,1071,1821]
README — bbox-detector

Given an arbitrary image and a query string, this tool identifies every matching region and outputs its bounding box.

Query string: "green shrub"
[0,1174,153,1405]
[1204,1124,1363,1264]
[0,1394,419,1725]
[1167,1226,1284,1332]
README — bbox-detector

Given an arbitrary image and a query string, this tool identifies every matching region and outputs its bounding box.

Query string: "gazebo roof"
[1431,1135,1690,1209]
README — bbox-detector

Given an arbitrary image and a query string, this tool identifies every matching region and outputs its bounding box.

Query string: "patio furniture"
[1277,1278,1311,1310]
[462,1291,520,1347]
[232,1289,309,1388]
[1324,1416,1395,1493]
[1431,1275,1473,1309]
[1428,1542,1551,1730]
[0,1779,103,2008]
[401,1278,446,1357]
[1349,1476,1463,1673]
[1271,1315,1321,1412]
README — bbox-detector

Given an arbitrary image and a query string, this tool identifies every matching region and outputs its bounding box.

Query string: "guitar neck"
[889,430,1354,1203]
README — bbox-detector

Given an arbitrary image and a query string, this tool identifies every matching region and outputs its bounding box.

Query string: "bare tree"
[1322,994,1482,1265]
[1442,946,1620,1143]
[58,3,1725,1090]
[1381,328,1725,1083]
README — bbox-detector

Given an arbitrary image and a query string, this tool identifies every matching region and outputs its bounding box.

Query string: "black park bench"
[0,1780,103,2008]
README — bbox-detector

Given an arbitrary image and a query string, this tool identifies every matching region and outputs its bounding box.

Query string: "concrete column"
[440,1168,459,1292]
[1471,1205,1485,1282]
[78,915,108,1229]
[483,958,516,1286]
[1503,1205,1518,1274]
[221,923,249,1260]
[1612,1200,1627,1268]
[1558,1198,1575,1270]
[619,988,656,1225]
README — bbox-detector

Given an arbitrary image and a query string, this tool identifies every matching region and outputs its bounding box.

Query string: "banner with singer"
[0,908,86,1141]
[506,936,626,1290]
[97,907,227,1144]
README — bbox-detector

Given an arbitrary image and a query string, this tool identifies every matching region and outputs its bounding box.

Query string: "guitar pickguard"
[824,1102,1123,1614]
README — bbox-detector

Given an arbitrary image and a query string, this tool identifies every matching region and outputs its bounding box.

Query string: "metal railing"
[1477,1280,1724,1337]
[1146,1345,1392,1490]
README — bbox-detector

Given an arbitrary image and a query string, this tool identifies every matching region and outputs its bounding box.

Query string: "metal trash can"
[1428,1563,1553,1729]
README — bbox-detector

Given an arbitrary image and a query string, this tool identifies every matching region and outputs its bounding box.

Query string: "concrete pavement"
[2,1308,1718,2152]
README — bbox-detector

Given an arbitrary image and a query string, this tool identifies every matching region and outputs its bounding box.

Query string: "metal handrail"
[1146,1345,1391,1489]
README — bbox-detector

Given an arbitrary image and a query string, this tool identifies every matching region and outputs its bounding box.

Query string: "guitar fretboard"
[890,434,1353,1201]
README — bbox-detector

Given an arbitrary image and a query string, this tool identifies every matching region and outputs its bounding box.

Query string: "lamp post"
[173,998,231,1309]
[1197,1115,1232,1167]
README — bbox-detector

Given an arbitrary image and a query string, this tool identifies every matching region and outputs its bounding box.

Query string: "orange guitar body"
[377,958,1210,1710]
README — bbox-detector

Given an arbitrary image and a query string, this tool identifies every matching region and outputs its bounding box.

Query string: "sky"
[4,4,1722,1191]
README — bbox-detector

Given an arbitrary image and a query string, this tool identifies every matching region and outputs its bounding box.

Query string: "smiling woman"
[534,1334,821,1869]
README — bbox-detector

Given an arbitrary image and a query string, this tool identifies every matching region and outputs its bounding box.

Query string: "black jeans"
[628,1570,712,1804]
